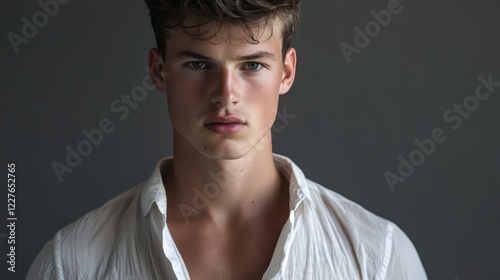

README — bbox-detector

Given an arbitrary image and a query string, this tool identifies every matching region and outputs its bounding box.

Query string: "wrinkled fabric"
[27,154,427,280]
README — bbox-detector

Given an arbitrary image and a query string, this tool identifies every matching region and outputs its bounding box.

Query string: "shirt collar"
[272,154,312,211]
[139,154,312,217]
[140,157,172,217]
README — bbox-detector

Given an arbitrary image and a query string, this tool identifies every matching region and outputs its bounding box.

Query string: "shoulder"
[60,181,145,247]
[300,179,391,253]
[27,182,146,279]
[58,182,144,240]
[297,179,427,279]
[302,179,390,233]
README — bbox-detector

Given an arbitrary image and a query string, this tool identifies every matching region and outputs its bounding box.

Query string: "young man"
[27,0,427,279]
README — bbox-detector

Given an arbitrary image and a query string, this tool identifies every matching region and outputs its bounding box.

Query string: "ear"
[148,48,168,93]
[279,47,297,95]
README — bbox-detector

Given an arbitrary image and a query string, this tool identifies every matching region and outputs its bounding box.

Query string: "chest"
[169,223,284,280]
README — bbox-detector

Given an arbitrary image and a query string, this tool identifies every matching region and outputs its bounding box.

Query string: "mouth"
[205,115,246,134]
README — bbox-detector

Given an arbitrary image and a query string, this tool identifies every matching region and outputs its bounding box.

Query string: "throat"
[165,152,289,226]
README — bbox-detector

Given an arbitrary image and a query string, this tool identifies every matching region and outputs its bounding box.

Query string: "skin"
[148,17,297,280]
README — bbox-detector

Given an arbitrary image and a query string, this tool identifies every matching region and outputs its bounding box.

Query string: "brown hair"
[143,0,302,60]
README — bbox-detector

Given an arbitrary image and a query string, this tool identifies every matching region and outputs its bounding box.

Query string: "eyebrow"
[237,51,276,61]
[175,50,277,61]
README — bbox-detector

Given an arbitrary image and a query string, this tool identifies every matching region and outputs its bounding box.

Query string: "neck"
[165,131,288,227]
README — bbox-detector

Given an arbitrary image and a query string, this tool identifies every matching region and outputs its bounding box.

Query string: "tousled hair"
[143,0,302,60]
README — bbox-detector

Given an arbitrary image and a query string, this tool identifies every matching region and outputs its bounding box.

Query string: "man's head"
[144,0,300,160]
[143,0,302,61]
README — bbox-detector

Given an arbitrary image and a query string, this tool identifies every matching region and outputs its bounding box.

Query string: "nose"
[210,67,239,107]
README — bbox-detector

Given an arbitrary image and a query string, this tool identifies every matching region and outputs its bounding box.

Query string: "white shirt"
[27,154,427,280]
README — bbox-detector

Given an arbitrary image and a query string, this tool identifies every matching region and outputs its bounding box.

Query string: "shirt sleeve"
[26,238,59,280]
[380,223,428,280]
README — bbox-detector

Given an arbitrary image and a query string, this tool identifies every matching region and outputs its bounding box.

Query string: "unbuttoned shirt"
[27,154,427,280]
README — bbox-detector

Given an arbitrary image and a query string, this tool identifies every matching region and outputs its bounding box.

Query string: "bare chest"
[170,225,283,280]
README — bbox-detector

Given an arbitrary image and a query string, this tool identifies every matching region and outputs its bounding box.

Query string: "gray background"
[1,0,499,279]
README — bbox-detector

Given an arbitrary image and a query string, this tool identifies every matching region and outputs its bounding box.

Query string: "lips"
[205,116,245,125]
[205,115,246,134]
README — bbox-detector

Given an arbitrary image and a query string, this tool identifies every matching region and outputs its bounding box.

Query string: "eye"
[187,61,208,69]
[245,62,263,71]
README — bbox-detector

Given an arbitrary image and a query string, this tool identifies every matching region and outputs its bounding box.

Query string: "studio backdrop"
[1,0,499,279]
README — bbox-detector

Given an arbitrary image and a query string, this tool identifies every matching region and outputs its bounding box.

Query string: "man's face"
[149,18,296,160]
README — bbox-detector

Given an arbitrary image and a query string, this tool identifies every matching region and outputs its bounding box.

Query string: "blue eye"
[246,62,262,71]
[188,61,207,69]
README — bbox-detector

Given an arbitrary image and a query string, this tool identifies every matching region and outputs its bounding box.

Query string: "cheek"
[245,74,281,123]
[165,78,203,127]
